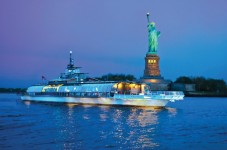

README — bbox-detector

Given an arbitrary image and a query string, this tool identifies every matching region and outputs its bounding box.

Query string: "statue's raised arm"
[146,13,161,55]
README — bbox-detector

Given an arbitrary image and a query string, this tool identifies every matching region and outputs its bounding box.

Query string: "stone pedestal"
[141,54,171,91]
[144,54,161,77]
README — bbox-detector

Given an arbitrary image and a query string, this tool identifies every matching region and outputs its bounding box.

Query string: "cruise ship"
[21,51,184,107]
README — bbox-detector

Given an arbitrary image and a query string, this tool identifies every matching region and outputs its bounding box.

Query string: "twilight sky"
[0,0,227,88]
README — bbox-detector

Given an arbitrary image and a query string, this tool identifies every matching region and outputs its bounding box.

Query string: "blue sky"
[0,0,227,87]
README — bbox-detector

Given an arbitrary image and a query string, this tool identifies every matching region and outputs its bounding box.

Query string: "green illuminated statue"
[147,13,161,54]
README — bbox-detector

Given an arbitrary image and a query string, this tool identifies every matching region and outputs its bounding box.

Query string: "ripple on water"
[1,95,227,149]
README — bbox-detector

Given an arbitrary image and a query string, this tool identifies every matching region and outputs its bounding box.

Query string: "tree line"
[175,76,227,92]
[96,73,136,81]
[0,88,26,93]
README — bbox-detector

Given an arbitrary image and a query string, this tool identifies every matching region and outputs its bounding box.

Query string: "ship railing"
[114,91,184,96]
[149,91,184,101]
[149,91,184,96]
[114,94,144,99]
[26,92,112,98]
[114,91,184,100]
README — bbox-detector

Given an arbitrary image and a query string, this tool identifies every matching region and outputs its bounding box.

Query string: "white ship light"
[65,87,70,92]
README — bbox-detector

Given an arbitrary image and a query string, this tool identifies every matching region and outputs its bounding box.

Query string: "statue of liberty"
[146,13,161,54]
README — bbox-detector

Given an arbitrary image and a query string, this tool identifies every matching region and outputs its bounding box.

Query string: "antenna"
[69,51,73,66]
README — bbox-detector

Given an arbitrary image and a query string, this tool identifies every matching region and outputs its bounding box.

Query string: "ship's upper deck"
[48,51,87,85]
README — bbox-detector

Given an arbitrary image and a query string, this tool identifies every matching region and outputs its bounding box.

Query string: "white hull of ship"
[20,95,172,107]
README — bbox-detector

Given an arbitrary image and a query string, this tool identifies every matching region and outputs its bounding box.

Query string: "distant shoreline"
[185,92,227,97]
[0,88,26,94]
[186,95,227,97]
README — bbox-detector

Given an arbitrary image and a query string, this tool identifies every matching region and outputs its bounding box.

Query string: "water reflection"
[21,101,177,149]
[9,97,227,149]
[96,106,177,149]
[23,100,31,108]
[166,107,177,117]
[125,107,160,148]
[58,104,83,149]
[99,106,110,121]
[66,103,78,108]
[127,107,159,127]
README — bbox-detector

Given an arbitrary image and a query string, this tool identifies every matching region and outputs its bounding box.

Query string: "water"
[1,94,227,149]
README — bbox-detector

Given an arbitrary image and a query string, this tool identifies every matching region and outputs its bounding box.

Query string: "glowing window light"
[148,59,156,64]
